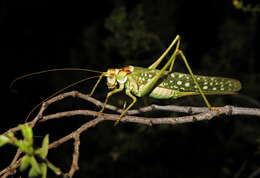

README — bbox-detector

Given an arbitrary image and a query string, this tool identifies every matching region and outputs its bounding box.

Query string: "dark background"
[1,0,260,178]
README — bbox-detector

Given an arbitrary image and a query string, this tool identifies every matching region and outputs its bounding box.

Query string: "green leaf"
[0,135,10,147]
[29,166,40,177]
[28,156,41,177]
[35,134,49,159]
[15,140,33,154]
[19,155,31,172]
[19,124,33,145]
[41,135,49,158]
[15,140,28,151]
[40,163,47,178]
[46,160,62,175]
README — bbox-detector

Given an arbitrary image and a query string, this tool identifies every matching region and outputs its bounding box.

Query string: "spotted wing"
[130,67,241,93]
[162,72,241,93]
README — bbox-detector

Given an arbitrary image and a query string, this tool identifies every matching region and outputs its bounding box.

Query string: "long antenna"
[24,75,101,122]
[10,68,102,92]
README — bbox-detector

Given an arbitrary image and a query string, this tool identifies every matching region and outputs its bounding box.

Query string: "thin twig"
[234,160,248,178]
[249,167,260,178]
[65,134,80,178]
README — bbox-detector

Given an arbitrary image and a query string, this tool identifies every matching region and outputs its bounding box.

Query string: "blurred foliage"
[232,0,260,13]
[0,124,61,178]
[104,4,164,65]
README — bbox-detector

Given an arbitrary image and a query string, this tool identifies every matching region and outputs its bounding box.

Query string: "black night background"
[1,0,260,178]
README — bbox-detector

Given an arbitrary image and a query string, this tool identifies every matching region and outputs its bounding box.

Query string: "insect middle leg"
[99,84,124,113]
[114,89,137,126]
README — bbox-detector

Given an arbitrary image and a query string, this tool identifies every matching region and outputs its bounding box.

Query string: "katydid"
[88,35,241,125]
[11,35,241,125]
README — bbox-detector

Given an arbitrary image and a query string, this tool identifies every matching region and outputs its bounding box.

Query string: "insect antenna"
[10,68,102,93]
[24,74,101,122]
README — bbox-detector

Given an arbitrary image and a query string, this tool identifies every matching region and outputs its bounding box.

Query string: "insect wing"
[163,72,241,93]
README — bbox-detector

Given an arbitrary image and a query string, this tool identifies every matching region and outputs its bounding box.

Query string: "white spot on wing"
[178,74,183,78]
[177,81,182,85]
[171,73,175,78]
[203,86,208,90]
[185,82,190,87]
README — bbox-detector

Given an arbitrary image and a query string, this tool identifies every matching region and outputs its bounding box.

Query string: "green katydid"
[88,35,241,125]
[11,35,241,125]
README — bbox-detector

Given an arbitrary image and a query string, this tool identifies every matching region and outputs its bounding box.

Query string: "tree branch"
[1,90,260,177]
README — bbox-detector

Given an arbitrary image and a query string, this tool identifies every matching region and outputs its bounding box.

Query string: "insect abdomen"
[148,87,174,99]
[163,72,242,93]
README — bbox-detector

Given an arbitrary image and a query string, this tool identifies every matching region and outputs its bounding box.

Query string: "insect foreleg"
[99,84,124,113]
[148,35,181,70]
[88,73,104,96]
[177,50,212,109]
[114,89,137,126]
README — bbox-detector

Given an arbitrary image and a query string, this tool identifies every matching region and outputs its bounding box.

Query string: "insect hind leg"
[148,35,181,70]
[99,85,124,113]
[176,49,212,109]
[136,38,180,97]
